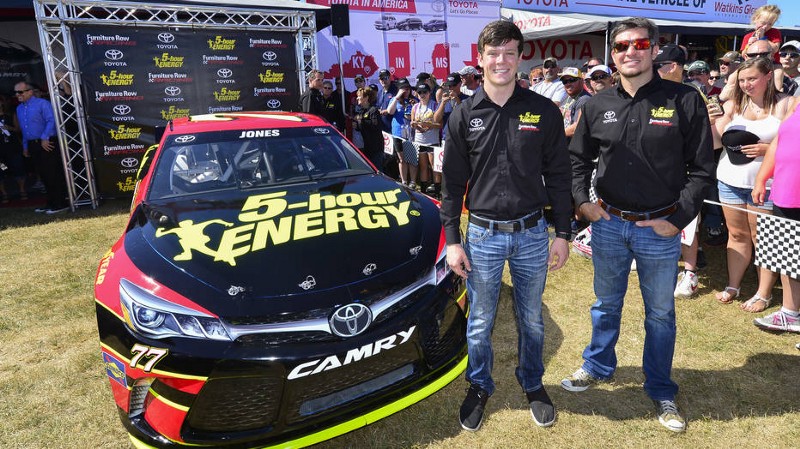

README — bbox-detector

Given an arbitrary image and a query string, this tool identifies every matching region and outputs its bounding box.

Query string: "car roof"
[165,111,331,135]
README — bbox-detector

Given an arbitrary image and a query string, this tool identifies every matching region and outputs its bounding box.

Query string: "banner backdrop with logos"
[73,26,298,197]
[308,0,501,88]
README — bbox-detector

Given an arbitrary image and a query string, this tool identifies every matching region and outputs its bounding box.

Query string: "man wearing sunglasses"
[532,56,567,106]
[717,50,742,82]
[566,17,714,434]
[558,67,590,140]
[14,81,69,214]
[779,40,800,95]
[586,64,614,93]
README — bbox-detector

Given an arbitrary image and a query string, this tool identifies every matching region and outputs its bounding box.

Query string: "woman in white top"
[711,56,793,311]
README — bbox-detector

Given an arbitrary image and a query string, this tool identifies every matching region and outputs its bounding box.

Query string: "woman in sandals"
[711,56,792,312]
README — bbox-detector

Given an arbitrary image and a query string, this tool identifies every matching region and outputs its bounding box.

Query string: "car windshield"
[147,126,374,200]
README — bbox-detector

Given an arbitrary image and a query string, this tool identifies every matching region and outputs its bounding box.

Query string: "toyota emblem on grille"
[329,304,372,337]
[174,135,195,143]
[158,33,175,43]
[105,49,123,60]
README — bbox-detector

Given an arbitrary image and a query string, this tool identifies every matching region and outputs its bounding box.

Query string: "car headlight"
[120,278,231,341]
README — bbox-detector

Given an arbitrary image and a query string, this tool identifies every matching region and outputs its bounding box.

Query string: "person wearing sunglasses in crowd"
[566,17,714,433]
[528,66,544,90]
[582,57,605,95]
[532,56,567,106]
[779,41,800,96]
[720,39,783,102]
[708,69,724,91]
[740,5,782,65]
[585,64,614,93]
[686,60,722,97]
[558,67,590,141]
[718,51,743,85]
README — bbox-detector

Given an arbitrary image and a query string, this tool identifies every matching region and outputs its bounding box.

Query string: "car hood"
[123,175,442,313]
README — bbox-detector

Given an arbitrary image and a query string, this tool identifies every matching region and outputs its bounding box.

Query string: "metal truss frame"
[33,0,319,209]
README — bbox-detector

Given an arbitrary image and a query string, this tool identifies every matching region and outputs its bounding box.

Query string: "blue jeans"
[581,215,681,401]
[463,217,549,395]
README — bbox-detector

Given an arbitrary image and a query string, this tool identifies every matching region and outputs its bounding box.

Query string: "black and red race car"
[94,112,467,448]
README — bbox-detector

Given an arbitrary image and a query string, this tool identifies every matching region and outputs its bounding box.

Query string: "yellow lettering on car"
[156,189,416,265]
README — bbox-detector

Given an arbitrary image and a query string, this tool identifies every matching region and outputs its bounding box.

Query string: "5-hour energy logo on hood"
[156,189,413,266]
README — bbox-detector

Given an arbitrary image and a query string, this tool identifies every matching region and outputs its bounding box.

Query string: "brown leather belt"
[598,198,676,221]
[468,210,543,232]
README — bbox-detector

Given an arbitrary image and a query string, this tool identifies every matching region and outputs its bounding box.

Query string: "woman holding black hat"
[711,56,793,311]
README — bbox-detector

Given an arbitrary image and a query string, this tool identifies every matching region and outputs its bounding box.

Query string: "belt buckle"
[620,211,640,221]
[496,221,515,233]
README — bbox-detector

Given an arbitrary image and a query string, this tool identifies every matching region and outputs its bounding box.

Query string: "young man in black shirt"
[564,17,714,433]
[440,20,572,431]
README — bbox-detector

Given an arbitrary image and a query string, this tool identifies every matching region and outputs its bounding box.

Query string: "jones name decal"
[156,189,412,266]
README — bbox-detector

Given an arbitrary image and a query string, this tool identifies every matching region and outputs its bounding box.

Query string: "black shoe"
[526,386,556,427]
[696,247,707,269]
[459,384,489,431]
[704,226,727,246]
[425,183,438,195]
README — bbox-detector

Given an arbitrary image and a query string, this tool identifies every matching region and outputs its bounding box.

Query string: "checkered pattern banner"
[755,213,800,280]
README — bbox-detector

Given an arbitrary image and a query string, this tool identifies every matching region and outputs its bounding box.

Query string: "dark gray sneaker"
[459,384,489,431]
[526,387,555,427]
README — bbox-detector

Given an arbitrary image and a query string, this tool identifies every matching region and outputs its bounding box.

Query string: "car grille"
[186,376,282,432]
[236,331,340,346]
[285,348,418,424]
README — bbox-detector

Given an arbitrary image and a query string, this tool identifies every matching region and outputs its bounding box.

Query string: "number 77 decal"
[130,343,169,372]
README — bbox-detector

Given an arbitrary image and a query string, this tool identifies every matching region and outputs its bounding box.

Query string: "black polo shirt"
[440,85,573,245]
[570,74,715,230]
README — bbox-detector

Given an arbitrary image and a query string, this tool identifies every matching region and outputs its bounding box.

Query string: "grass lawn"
[0,200,798,448]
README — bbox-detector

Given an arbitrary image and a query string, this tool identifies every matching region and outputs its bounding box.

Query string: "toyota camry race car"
[94,112,468,448]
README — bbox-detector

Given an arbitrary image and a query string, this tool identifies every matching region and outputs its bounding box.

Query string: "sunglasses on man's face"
[543,61,557,69]
[718,60,731,66]
[709,76,720,80]
[746,51,771,58]
[612,38,652,53]
[780,51,800,58]
[531,77,543,83]
[590,73,610,81]
[560,77,580,85]
[14,89,30,94]
[688,70,708,77]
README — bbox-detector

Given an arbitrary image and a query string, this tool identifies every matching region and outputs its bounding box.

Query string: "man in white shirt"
[458,65,482,96]
[532,57,567,106]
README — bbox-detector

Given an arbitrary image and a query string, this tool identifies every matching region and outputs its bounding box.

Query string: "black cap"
[395,78,410,89]
[721,129,759,165]
[416,72,431,82]
[443,72,461,87]
[654,43,686,65]
[378,69,391,79]
[415,83,430,93]
[354,74,365,82]
[368,83,379,91]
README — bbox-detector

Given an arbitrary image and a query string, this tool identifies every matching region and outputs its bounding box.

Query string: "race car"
[94,112,468,448]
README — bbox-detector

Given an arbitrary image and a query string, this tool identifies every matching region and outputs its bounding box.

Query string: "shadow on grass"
[0,198,131,231]
[547,352,800,422]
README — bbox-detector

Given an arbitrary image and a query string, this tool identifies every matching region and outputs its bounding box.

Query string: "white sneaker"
[754,311,800,333]
[674,270,698,299]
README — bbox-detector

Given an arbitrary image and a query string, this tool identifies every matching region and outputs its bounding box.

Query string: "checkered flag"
[588,168,598,204]
[755,213,800,280]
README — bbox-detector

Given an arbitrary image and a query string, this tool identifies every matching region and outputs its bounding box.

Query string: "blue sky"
[772,0,800,27]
